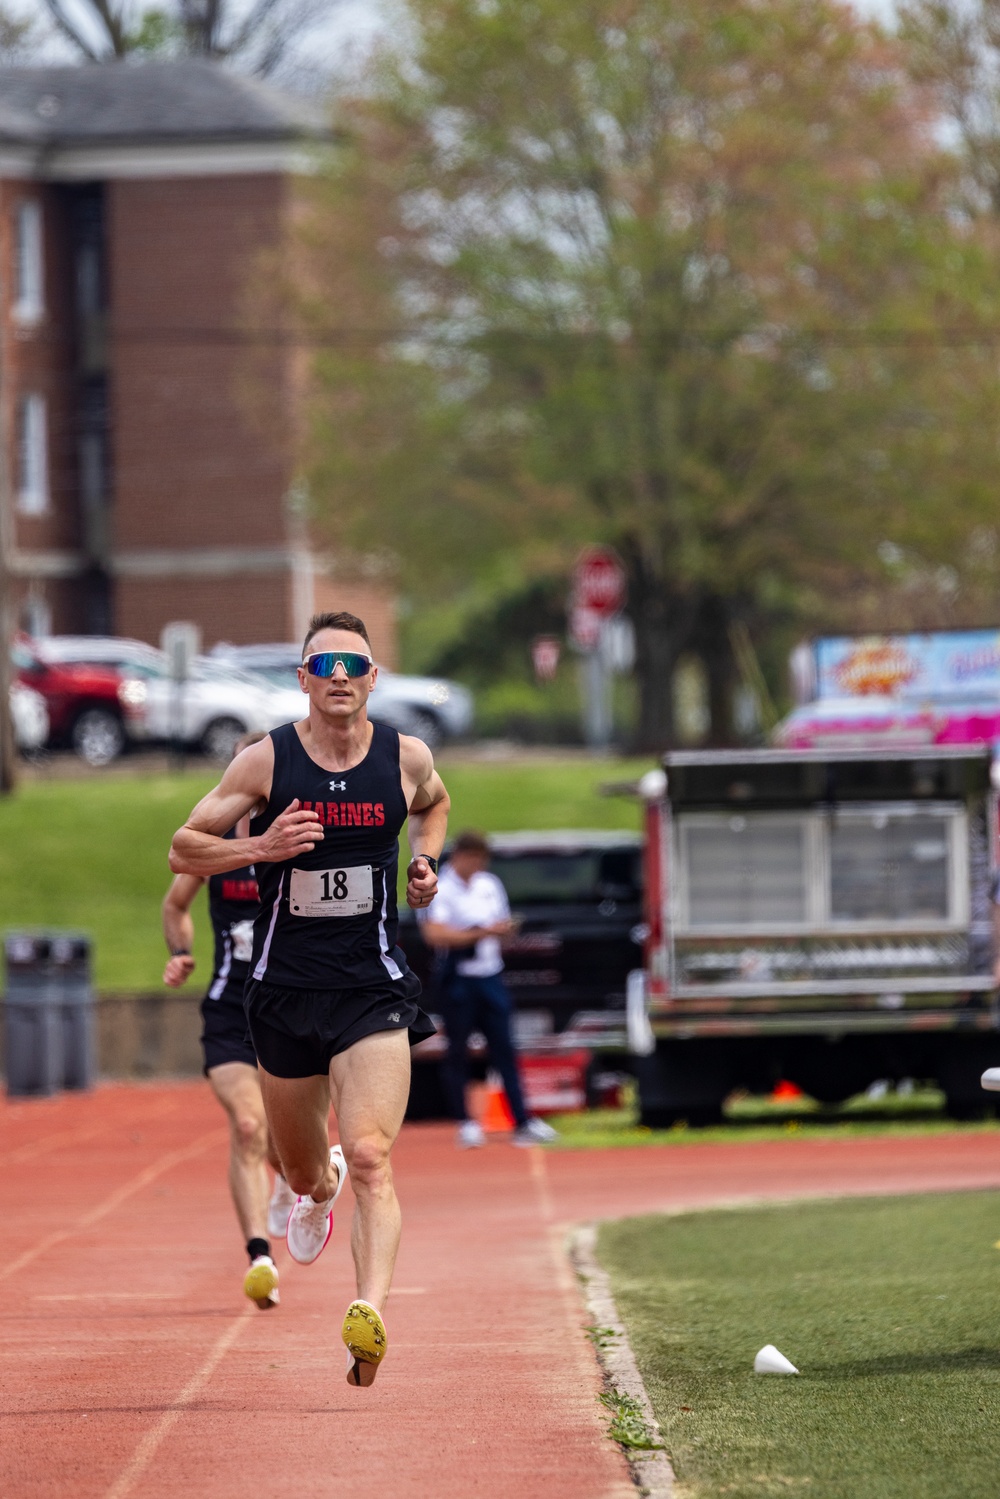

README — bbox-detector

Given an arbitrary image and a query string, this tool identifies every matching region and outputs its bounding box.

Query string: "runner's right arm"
[169,737,324,877]
[162,874,203,988]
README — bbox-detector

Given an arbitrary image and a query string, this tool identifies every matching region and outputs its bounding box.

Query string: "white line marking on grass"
[9,1129,226,1278]
[102,1310,252,1499]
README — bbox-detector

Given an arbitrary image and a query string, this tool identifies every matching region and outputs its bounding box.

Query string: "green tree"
[294,0,1000,745]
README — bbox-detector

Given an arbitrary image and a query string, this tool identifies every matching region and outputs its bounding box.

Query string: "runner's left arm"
[400,735,450,909]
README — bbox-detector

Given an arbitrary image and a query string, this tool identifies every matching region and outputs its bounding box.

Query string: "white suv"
[36,637,297,761]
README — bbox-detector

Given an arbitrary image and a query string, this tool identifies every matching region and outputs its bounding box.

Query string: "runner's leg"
[258,1068,341,1201]
[329,1028,411,1311]
[207,1061,271,1240]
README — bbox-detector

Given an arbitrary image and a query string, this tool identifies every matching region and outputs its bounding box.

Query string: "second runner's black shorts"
[201,975,258,1074]
[243,971,435,1078]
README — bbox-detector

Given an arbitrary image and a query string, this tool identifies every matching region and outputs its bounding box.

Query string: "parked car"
[10,682,49,752]
[32,637,301,761]
[35,634,159,668]
[210,643,474,747]
[13,640,148,765]
[137,656,304,760]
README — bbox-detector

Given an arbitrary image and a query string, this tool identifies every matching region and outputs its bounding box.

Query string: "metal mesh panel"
[684,820,808,927]
[829,814,950,921]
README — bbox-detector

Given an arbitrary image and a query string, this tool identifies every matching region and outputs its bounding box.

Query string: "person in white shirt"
[420,830,557,1148]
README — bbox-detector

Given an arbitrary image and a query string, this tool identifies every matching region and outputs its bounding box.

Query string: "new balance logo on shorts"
[388,1012,401,1023]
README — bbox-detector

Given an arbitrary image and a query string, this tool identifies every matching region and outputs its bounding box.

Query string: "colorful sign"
[814,631,1000,701]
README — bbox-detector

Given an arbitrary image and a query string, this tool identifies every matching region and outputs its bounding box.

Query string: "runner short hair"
[302,611,372,659]
[232,730,267,760]
[452,830,491,856]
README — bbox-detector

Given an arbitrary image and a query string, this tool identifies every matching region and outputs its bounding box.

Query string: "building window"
[13,200,44,322]
[23,591,52,639]
[17,394,49,514]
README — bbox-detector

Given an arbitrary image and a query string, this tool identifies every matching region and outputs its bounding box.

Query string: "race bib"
[289,865,374,918]
[229,919,255,962]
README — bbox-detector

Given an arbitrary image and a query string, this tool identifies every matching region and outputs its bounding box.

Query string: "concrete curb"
[568,1223,675,1499]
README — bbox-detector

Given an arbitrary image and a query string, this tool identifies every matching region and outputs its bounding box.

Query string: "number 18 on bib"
[289,865,374,918]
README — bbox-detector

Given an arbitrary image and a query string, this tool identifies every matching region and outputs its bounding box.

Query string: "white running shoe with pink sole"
[267,1173,297,1239]
[286,1145,347,1265]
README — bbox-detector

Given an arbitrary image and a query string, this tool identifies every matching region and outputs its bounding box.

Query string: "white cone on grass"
[754,1344,799,1375]
[981,1068,1000,1092]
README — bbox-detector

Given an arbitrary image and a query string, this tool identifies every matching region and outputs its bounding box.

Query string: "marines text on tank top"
[248,720,412,990]
[206,828,260,999]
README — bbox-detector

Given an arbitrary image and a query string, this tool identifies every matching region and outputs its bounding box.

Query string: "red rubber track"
[4,1083,1000,1499]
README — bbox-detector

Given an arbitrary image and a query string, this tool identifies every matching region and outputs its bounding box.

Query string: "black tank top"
[248,720,412,989]
[206,830,259,998]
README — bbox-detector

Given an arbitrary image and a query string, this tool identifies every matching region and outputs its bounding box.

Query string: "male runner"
[169,611,448,1388]
[162,734,297,1312]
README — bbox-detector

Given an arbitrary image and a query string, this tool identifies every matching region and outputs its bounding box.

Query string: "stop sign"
[572,545,626,617]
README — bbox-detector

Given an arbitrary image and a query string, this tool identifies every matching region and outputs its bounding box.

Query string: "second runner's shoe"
[267,1173,297,1238]
[286,1144,347,1265]
[244,1255,280,1309]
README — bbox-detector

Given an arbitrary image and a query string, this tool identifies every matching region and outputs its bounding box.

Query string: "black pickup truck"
[396,829,644,1116]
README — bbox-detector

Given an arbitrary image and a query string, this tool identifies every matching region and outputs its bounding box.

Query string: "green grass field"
[551,1085,1000,1146]
[0,754,647,990]
[598,1193,1000,1499]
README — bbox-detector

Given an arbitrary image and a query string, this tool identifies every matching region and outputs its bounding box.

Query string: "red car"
[12,639,148,765]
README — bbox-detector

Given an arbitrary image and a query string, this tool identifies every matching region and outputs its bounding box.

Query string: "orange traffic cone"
[480,1071,515,1133]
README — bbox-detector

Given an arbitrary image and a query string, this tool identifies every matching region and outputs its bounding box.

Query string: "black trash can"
[4,932,94,1097]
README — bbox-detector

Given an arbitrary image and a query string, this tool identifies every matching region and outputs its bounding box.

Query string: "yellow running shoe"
[342,1300,386,1386]
[244,1255,279,1309]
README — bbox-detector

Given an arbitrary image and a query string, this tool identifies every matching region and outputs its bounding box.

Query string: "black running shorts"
[243,971,434,1079]
[200,978,258,1075]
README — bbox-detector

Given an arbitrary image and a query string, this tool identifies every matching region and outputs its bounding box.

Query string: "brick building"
[0,60,397,663]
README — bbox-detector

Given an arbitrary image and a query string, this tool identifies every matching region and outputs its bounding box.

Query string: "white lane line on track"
[9,1128,226,1278]
[9,1123,110,1166]
[34,1292,185,1302]
[102,1310,253,1499]
[7,1093,181,1165]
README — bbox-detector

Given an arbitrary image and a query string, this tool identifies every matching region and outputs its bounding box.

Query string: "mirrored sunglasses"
[304,650,373,679]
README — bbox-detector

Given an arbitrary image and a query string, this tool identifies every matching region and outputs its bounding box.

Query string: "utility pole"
[0,180,19,794]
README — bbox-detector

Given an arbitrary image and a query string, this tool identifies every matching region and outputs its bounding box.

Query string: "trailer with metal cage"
[625,746,1000,1124]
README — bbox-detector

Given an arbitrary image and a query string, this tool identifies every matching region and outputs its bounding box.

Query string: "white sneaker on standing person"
[420,830,558,1148]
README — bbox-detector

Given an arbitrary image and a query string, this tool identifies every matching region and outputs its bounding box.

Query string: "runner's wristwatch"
[417,856,438,873]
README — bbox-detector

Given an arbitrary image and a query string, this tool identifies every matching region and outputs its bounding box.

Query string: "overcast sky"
[12,0,900,82]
